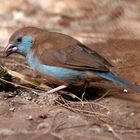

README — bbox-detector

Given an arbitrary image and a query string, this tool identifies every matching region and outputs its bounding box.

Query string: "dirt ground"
[1,0,140,140]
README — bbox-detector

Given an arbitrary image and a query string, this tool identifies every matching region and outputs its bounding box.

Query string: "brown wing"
[32,32,112,72]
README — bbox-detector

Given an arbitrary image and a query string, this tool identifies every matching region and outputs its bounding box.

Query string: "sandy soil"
[1,0,140,140]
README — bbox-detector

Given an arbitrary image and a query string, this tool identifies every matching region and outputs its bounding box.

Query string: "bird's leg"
[45,85,67,95]
[81,82,88,100]
[32,85,67,96]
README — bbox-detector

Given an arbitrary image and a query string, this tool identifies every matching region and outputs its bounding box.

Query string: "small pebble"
[28,115,33,120]
[37,123,47,129]
[123,89,128,93]
[9,107,15,112]
[106,111,110,115]
[130,112,135,116]
[108,126,113,132]
[26,96,32,101]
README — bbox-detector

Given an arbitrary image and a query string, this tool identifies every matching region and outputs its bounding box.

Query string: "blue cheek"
[27,53,85,80]
[18,35,32,55]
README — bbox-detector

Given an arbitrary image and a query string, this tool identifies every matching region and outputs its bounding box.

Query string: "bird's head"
[4,27,43,57]
[5,35,33,57]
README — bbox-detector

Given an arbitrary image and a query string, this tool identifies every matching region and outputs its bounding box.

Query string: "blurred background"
[1,0,140,46]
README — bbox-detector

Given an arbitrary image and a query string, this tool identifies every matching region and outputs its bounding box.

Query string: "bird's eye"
[17,37,22,43]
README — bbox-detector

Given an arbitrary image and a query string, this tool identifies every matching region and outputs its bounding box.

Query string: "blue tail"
[94,71,140,92]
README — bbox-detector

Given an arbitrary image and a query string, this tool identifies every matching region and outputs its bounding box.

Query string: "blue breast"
[26,52,85,80]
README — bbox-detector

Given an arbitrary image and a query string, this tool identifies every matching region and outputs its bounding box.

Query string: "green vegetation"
[0,68,13,91]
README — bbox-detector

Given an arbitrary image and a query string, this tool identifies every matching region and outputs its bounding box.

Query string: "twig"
[62,99,109,110]
[94,90,110,102]
[117,129,140,134]
[104,124,123,140]
[50,112,66,132]
[3,66,69,95]
[0,77,43,93]
[60,93,84,106]
[55,100,106,117]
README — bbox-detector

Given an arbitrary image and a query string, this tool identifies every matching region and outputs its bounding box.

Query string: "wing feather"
[32,32,112,72]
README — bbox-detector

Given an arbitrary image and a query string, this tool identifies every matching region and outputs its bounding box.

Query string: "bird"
[4,27,140,93]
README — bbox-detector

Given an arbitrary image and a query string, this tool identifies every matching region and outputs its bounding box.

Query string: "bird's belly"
[27,54,87,84]
[38,64,85,79]
[26,54,103,85]
[35,65,87,85]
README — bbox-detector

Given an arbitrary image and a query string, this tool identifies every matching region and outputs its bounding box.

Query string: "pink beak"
[4,44,17,56]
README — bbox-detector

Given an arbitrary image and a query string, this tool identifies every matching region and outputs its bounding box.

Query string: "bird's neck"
[26,51,39,69]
